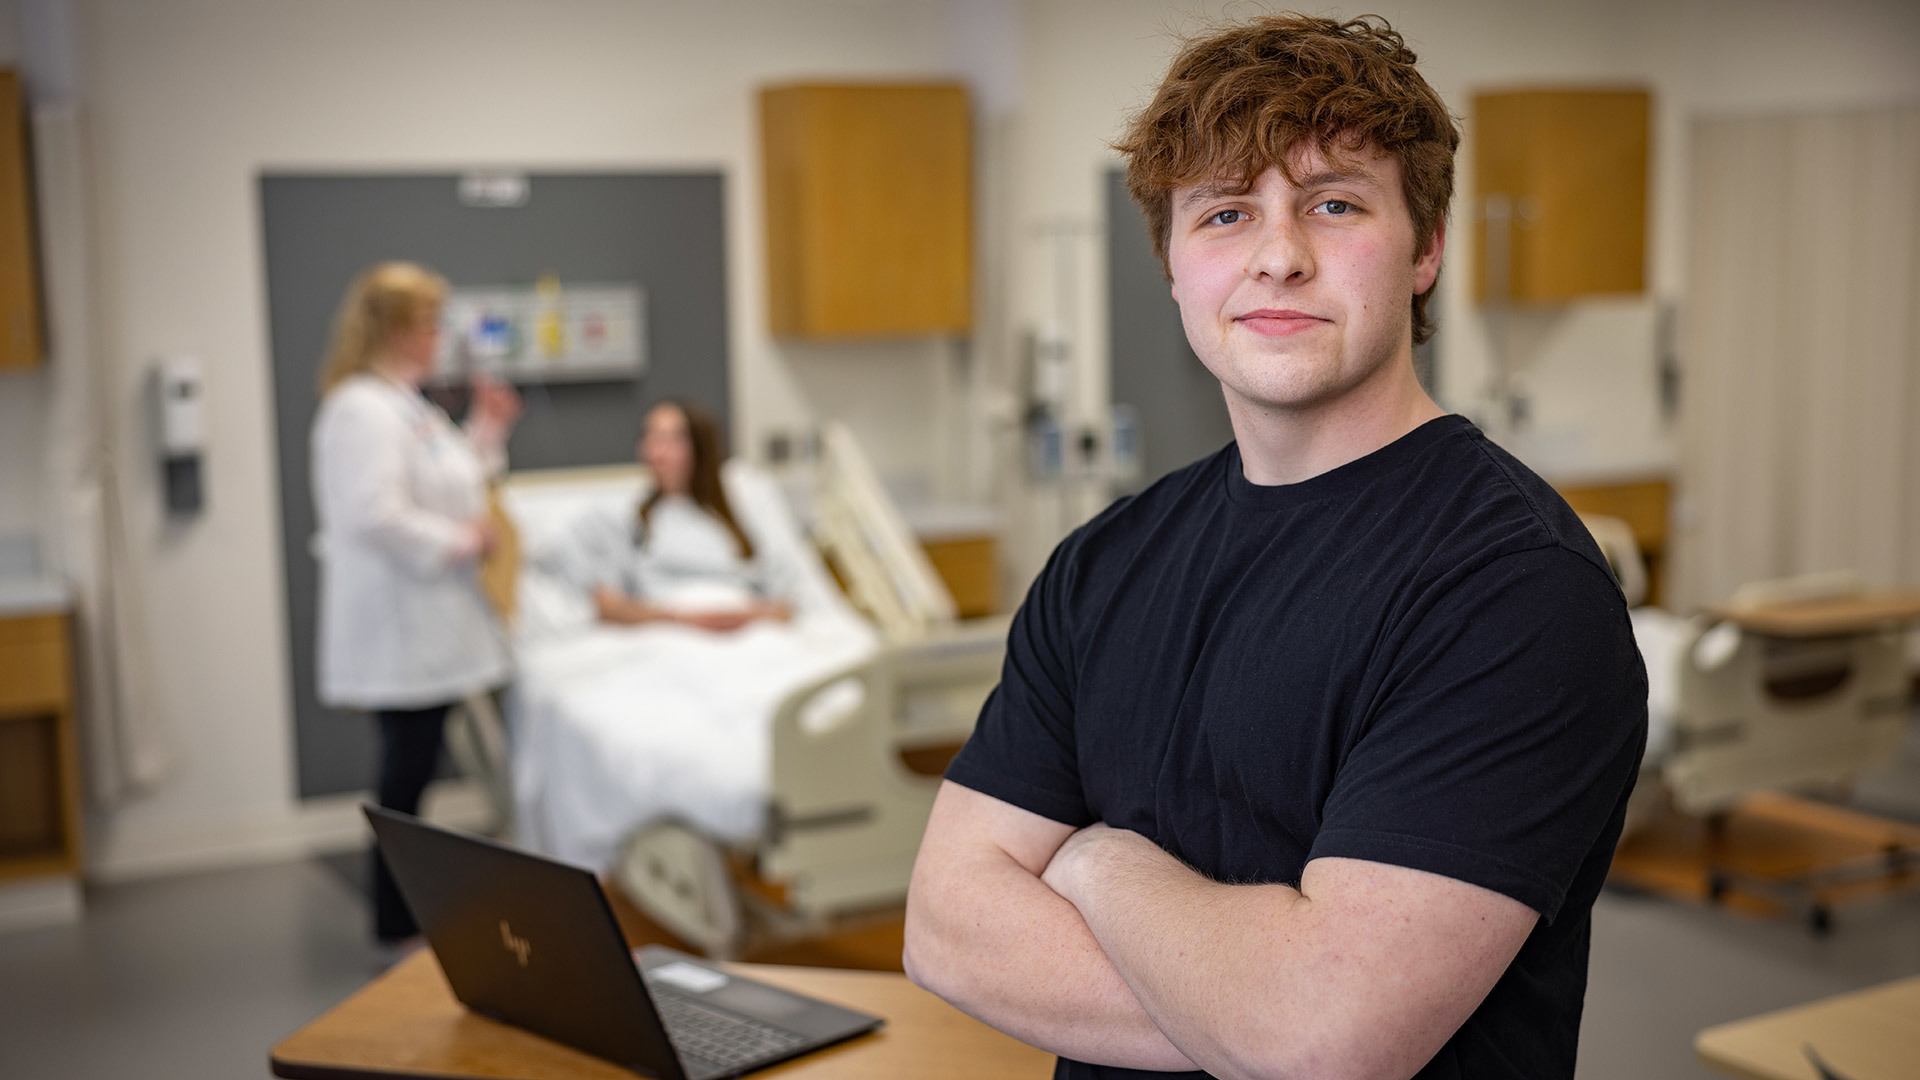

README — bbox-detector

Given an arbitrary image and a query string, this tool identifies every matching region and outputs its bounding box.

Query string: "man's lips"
[1234,309,1330,337]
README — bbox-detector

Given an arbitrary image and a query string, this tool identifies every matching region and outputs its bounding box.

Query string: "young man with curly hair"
[904,14,1646,1080]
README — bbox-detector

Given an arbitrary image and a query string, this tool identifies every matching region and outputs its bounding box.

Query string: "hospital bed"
[476,425,1005,958]
[1584,515,1913,824]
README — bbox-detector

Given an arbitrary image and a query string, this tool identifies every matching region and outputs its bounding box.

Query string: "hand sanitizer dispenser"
[149,357,205,515]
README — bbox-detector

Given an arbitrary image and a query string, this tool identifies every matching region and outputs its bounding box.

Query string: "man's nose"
[1244,218,1313,284]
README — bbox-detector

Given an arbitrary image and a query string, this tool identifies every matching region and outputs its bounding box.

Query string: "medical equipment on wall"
[147,357,205,515]
[1020,320,1070,482]
[1108,403,1143,487]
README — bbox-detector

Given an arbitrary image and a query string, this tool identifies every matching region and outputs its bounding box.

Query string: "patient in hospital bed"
[544,400,798,633]
[505,402,875,871]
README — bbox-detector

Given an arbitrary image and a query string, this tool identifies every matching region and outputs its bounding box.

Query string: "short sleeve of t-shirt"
[945,535,1094,827]
[1308,545,1647,921]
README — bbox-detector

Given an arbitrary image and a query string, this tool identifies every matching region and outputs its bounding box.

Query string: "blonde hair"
[318,261,448,393]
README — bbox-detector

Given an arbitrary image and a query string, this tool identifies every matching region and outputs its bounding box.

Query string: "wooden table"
[270,949,1053,1078]
[1695,975,1920,1079]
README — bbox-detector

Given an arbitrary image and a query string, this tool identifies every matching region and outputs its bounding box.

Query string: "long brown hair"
[318,262,447,393]
[638,400,753,559]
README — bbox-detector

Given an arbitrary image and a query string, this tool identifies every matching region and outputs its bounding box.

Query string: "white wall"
[37,0,1920,878]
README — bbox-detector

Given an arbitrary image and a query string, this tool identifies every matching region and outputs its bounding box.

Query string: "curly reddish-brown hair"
[1116,13,1459,344]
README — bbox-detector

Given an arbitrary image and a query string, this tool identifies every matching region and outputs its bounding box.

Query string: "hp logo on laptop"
[499,920,532,968]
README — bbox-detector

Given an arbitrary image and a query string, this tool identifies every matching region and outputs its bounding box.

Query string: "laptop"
[364,807,884,1079]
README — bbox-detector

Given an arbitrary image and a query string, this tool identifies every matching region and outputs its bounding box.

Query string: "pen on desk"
[1803,1043,1851,1080]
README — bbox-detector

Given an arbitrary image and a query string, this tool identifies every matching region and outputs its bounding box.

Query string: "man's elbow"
[900,896,956,1000]
[899,915,930,990]
[901,887,997,1017]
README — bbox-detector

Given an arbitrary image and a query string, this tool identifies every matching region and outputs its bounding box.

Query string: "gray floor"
[4,739,1919,1079]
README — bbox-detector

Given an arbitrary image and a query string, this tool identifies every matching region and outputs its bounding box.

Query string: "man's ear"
[1413,216,1447,295]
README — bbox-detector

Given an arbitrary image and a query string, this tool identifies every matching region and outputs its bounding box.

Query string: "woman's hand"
[451,516,498,563]
[471,516,500,559]
[684,602,790,631]
[591,589,791,632]
[678,609,756,633]
[593,585,657,625]
[470,374,523,431]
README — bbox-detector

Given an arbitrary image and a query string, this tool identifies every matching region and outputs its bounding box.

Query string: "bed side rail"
[762,620,1007,913]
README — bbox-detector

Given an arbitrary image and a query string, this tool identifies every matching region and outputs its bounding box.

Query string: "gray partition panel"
[1104,169,1233,490]
[261,172,728,798]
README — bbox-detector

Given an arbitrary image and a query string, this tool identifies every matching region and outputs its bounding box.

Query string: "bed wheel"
[614,821,745,959]
[1705,871,1731,904]
[1808,904,1833,936]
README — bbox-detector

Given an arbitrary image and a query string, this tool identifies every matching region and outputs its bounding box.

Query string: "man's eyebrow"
[1177,167,1385,208]
[1177,182,1247,208]
[1295,167,1383,191]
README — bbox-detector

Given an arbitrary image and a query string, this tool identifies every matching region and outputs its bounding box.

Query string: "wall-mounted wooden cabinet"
[1558,475,1671,606]
[760,83,971,339]
[0,70,42,369]
[1472,88,1649,305]
[0,611,82,883]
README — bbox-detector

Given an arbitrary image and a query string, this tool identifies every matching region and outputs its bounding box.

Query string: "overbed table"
[270,949,1052,1078]
[1704,589,1920,638]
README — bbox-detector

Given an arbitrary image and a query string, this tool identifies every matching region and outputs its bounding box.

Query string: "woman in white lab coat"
[309,261,520,947]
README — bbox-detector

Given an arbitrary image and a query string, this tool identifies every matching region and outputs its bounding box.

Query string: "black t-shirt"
[945,416,1647,1080]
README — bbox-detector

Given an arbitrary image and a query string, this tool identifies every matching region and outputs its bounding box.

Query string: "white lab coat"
[311,373,509,708]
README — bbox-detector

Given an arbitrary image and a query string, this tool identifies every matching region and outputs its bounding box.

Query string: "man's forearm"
[904,843,1197,1071]
[1050,833,1333,1080]
[1052,829,1534,1080]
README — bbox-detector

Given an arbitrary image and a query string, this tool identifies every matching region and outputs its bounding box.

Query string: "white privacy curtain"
[37,104,171,809]
[1672,106,1920,610]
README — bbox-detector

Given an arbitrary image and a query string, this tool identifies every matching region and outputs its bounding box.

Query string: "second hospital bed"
[486,425,1006,958]
[1582,515,1911,827]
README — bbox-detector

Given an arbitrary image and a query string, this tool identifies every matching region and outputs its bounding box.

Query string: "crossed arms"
[902,781,1539,1080]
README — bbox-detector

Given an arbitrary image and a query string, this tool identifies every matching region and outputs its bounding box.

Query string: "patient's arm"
[748,599,792,623]
[902,782,1198,1071]
[592,585,675,626]
[592,587,791,631]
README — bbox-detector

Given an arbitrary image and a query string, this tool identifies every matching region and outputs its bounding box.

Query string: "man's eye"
[1207,209,1245,226]
[1317,199,1353,216]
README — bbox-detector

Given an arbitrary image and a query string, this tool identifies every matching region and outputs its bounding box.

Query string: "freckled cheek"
[1170,264,1239,319]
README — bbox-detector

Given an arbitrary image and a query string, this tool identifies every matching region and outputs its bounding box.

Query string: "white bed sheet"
[504,463,877,871]
[1628,607,1689,764]
[510,613,874,869]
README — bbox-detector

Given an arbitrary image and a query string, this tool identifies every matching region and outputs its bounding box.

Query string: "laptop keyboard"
[649,984,809,1072]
